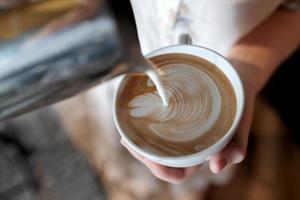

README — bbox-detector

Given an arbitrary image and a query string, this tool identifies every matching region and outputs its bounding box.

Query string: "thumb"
[209,139,246,174]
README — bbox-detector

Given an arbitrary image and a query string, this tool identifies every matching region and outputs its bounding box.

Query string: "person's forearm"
[228,8,300,93]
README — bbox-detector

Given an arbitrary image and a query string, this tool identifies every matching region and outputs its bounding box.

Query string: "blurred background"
[0,0,299,200]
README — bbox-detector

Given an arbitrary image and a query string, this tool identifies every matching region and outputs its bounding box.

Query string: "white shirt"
[131,0,284,55]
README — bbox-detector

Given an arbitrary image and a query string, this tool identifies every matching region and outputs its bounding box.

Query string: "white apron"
[131,0,283,55]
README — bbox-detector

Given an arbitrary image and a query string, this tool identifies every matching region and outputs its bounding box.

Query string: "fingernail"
[219,158,228,170]
[210,158,227,174]
[231,151,245,164]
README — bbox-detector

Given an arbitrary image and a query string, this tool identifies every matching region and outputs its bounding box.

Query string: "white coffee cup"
[113,34,244,168]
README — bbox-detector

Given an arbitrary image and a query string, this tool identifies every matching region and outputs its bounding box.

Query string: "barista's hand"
[206,59,257,174]
[121,58,258,183]
[120,139,200,184]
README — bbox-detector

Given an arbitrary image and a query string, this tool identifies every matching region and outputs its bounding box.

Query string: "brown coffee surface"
[116,53,237,156]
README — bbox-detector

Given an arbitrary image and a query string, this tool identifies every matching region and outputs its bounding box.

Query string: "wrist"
[229,59,261,96]
[227,44,280,94]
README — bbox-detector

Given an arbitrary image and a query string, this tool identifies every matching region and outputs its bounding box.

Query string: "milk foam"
[129,63,222,142]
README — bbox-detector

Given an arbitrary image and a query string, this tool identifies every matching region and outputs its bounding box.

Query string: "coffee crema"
[116,53,237,156]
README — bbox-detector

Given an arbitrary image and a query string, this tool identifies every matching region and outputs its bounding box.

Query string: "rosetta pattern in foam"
[128,63,222,142]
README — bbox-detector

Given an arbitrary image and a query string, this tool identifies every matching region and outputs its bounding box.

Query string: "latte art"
[129,64,222,142]
[116,53,237,156]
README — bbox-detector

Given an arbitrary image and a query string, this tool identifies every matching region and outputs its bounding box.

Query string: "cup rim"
[113,44,245,163]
